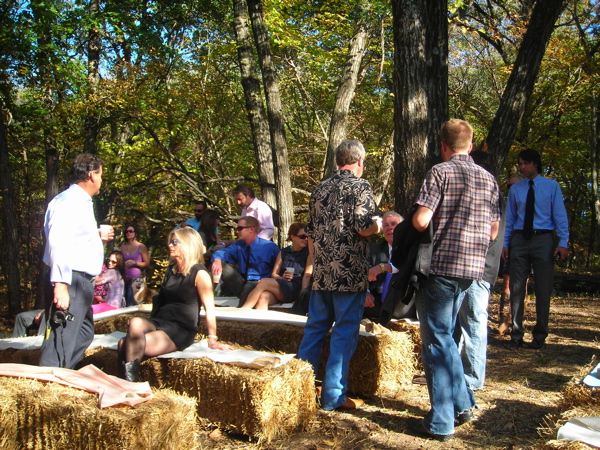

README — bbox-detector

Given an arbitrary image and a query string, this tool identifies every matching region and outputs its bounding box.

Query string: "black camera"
[52,310,75,325]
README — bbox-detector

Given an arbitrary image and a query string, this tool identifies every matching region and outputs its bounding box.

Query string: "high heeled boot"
[498,292,511,336]
[121,359,141,382]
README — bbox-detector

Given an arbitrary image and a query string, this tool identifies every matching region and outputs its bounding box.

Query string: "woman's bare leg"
[241,278,282,309]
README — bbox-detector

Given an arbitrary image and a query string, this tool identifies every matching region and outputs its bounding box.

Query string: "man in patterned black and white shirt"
[297,140,382,411]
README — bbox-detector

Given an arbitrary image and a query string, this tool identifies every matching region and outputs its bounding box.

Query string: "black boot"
[122,359,141,382]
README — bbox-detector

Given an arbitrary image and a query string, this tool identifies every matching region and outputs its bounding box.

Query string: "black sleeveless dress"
[149,263,205,350]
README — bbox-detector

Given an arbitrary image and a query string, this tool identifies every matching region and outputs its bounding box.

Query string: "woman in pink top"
[121,224,150,306]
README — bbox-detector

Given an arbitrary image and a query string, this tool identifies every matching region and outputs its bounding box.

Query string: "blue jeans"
[297,290,365,410]
[416,275,476,436]
[454,280,491,391]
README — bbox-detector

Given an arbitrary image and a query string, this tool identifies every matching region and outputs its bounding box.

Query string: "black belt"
[514,229,553,235]
[73,270,95,282]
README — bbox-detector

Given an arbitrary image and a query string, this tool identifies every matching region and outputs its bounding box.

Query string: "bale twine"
[140,356,316,443]
[0,376,198,449]
[199,320,417,397]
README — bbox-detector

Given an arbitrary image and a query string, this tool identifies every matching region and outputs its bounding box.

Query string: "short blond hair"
[440,119,473,152]
[168,227,205,275]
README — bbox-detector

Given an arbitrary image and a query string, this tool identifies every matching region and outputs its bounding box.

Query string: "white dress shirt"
[43,184,104,284]
[242,197,275,240]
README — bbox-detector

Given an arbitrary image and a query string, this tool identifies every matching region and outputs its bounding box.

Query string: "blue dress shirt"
[212,237,280,280]
[503,175,569,248]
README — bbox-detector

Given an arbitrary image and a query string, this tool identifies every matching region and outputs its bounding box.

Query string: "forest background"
[0,0,598,317]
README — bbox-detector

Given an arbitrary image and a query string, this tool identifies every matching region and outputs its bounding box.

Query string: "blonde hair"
[439,119,473,152]
[168,227,205,275]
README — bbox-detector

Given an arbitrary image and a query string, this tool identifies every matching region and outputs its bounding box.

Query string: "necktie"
[243,245,251,280]
[381,272,392,302]
[523,179,535,240]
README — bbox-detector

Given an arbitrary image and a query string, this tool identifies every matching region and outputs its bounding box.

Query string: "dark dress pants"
[509,233,554,342]
[219,263,258,307]
[39,271,95,369]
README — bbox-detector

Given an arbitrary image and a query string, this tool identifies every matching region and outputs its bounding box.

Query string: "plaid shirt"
[306,170,376,292]
[415,154,501,280]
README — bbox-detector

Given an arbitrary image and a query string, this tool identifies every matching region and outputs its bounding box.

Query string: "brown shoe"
[336,397,364,410]
[498,315,510,336]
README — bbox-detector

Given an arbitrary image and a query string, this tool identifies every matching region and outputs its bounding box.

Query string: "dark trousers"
[509,233,555,342]
[39,272,95,369]
[220,263,258,307]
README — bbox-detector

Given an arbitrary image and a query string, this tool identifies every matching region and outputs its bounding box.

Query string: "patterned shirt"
[306,170,376,292]
[415,154,501,281]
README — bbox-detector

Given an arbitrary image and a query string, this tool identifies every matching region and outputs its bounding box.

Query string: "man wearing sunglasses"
[179,201,207,232]
[211,216,280,306]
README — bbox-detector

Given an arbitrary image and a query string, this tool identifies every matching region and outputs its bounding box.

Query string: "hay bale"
[539,356,600,447]
[385,320,422,369]
[140,356,316,443]
[558,356,600,412]
[0,346,119,376]
[94,312,150,334]
[79,347,119,376]
[0,347,41,365]
[0,376,198,449]
[198,320,417,397]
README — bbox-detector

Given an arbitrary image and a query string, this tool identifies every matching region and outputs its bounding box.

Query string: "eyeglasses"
[296,234,308,239]
[107,259,117,265]
[126,229,135,233]
[236,226,252,232]
[169,239,180,246]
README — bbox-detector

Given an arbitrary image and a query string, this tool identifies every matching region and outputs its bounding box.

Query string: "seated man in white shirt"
[232,184,275,240]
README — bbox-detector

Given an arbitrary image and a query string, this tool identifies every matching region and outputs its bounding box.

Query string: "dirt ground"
[0,291,597,449]
[196,292,599,449]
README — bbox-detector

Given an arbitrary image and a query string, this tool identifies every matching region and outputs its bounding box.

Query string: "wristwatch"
[379,263,386,273]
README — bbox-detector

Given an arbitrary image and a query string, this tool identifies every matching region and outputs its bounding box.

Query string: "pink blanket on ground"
[0,363,153,408]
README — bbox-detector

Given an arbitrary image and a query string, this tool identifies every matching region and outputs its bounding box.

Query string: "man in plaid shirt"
[408,120,501,441]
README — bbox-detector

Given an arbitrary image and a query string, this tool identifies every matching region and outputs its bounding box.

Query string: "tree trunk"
[590,92,600,265]
[232,0,277,210]
[247,0,293,245]
[372,136,394,206]
[392,0,448,217]
[0,107,22,315]
[487,0,566,175]
[83,0,101,154]
[322,3,371,179]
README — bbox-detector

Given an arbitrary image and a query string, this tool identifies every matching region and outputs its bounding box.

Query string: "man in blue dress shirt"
[502,149,569,350]
[211,216,280,306]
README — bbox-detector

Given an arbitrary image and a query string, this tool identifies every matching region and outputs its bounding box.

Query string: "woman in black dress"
[118,227,232,381]
[241,223,311,310]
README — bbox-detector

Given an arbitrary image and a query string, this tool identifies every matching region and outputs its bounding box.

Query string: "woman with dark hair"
[92,251,126,314]
[198,209,227,260]
[241,223,310,310]
[121,224,150,306]
[118,227,233,382]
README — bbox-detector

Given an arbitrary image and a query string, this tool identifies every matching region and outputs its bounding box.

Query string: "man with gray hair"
[297,139,382,410]
[365,211,404,320]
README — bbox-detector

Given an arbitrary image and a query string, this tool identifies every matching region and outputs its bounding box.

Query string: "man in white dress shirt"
[39,153,113,369]
[232,183,275,240]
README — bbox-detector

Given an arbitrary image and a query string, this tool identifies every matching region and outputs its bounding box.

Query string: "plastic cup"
[285,267,295,276]
[213,272,222,284]
[99,224,112,240]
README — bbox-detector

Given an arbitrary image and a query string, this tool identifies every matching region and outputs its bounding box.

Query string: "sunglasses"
[296,234,308,239]
[194,209,204,213]
[107,259,117,264]
[126,229,135,233]
[169,239,180,246]
[236,226,252,232]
